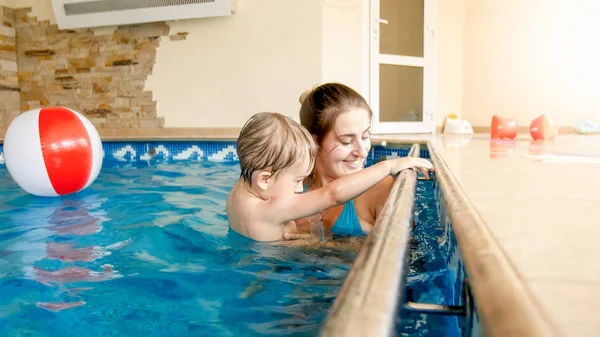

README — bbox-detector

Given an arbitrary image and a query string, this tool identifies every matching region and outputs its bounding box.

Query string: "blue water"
[0,160,462,336]
[396,179,466,336]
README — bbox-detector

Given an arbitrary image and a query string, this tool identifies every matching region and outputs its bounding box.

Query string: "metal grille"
[64,0,217,16]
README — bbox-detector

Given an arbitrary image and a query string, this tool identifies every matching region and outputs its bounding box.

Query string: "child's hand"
[389,157,434,177]
[282,232,312,240]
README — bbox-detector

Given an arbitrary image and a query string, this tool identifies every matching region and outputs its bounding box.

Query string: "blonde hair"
[299,83,372,145]
[237,112,318,182]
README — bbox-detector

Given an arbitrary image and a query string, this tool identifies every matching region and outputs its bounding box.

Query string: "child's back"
[227,181,299,242]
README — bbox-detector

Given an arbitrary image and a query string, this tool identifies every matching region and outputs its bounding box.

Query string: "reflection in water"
[2,195,115,313]
[48,200,104,235]
[37,301,86,312]
[45,242,102,262]
[31,264,121,286]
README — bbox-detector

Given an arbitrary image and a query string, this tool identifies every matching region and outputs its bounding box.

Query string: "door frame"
[361,0,438,134]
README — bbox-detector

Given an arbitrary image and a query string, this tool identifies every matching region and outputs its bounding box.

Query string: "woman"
[285,83,424,239]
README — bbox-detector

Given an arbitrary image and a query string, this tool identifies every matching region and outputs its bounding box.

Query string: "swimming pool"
[0,141,471,336]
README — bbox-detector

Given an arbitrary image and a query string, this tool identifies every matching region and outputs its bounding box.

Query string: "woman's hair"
[299,83,372,145]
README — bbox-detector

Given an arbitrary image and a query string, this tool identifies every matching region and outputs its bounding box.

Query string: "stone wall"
[0,6,189,131]
[0,7,19,129]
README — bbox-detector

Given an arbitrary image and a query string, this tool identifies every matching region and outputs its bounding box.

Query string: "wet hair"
[299,83,372,145]
[237,112,318,182]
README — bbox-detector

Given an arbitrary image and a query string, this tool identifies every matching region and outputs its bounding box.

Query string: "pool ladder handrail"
[320,143,421,337]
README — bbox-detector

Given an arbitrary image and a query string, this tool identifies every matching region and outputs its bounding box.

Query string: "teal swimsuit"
[303,178,366,236]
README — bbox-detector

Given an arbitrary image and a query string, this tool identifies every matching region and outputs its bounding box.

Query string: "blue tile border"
[0,141,429,166]
[102,141,238,162]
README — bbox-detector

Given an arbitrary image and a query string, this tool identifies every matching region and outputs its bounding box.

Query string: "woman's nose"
[354,141,368,157]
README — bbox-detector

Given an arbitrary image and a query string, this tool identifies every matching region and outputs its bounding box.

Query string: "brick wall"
[0,7,19,129]
[0,6,188,131]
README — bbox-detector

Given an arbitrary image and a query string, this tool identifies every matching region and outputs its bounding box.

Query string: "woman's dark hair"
[299,83,372,145]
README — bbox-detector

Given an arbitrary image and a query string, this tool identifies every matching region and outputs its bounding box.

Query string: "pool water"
[0,159,463,336]
[396,179,466,336]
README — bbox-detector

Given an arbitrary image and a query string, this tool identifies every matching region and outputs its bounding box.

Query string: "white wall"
[462,0,600,127]
[436,0,466,126]
[321,1,363,94]
[147,0,323,127]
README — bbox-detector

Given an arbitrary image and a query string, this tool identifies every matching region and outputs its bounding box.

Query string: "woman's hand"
[283,214,323,240]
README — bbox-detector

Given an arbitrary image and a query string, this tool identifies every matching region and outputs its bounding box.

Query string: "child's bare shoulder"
[227,186,287,241]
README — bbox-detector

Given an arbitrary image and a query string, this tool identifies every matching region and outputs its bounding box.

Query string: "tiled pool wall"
[0,141,430,165]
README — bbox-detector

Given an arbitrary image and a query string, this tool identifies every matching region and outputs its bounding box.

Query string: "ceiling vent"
[52,0,234,29]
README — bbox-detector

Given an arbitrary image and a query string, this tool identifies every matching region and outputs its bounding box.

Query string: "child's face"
[264,153,313,198]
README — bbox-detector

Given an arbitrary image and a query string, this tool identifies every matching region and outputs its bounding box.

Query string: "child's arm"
[267,157,433,225]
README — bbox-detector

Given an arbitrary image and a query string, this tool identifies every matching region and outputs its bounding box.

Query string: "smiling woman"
[295,83,396,236]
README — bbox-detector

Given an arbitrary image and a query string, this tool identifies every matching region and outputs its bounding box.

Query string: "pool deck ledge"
[0,127,241,142]
[375,133,600,337]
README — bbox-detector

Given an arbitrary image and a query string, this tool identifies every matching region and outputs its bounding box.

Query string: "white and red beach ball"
[3,107,103,197]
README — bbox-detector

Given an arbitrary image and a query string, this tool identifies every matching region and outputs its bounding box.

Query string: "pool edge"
[427,140,560,337]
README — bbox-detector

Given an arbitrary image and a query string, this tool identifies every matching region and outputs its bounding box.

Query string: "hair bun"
[299,89,312,104]
[299,84,322,104]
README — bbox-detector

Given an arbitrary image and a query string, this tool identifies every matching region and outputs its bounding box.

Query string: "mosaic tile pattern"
[369,145,431,161]
[0,141,429,165]
[102,141,239,162]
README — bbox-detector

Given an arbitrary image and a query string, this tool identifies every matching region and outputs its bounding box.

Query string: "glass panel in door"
[379,64,423,122]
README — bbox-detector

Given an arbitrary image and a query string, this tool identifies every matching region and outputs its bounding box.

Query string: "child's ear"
[256,171,271,191]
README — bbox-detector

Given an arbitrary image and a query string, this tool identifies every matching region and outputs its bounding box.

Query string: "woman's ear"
[256,171,271,191]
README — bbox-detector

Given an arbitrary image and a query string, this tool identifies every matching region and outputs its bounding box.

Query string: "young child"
[226,112,433,242]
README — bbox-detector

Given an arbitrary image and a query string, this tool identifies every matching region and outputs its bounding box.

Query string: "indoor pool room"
[1,0,599,336]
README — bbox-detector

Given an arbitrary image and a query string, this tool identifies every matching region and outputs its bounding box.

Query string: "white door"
[368,0,437,134]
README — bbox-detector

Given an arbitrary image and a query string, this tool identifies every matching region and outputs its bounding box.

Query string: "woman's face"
[317,108,372,181]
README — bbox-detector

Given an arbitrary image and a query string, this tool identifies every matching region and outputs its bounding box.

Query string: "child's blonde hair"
[237,112,318,182]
